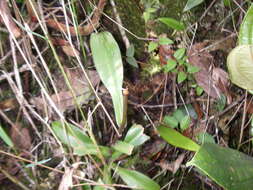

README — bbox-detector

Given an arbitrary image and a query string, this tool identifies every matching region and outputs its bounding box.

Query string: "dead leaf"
[158,153,185,174]
[31,67,100,118]
[159,45,174,65]
[188,43,230,100]
[58,163,79,190]
[10,123,31,150]
[0,0,21,38]
[61,45,80,57]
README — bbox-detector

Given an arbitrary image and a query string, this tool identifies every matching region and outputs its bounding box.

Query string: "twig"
[110,0,130,49]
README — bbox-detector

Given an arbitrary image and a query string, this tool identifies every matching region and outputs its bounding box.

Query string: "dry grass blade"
[0,0,21,38]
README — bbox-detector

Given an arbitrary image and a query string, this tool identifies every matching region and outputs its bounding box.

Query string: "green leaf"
[124,124,150,146]
[173,109,186,122]
[148,41,159,52]
[227,45,253,90]
[116,167,160,190]
[223,0,231,7]
[126,44,135,57]
[177,71,187,83]
[187,64,200,73]
[94,179,107,190]
[180,115,191,131]
[158,17,185,31]
[0,125,13,147]
[196,86,204,96]
[158,37,173,45]
[26,158,52,168]
[51,121,109,156]
[90,32,124,126]
[174,48,186,60]
[196,133,215,144]
[163,115,178,128]
[163,59,177,72]
[238,4,253,45]
[157,125,200,152]
[126,56,138,68]
[183,0,205,12]
[112,141,134,155]
[187,143,253,190]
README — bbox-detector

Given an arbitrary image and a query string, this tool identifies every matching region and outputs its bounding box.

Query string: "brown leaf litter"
[31,67,100,118]
[187,42,231,103]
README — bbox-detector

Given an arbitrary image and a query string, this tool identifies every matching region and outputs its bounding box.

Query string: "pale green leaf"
[227,45,253,90]
[187,143,253,190]
[116,167,160,190]
[112,141,134,155]
[238,4,253,45]
[158,125,200,152]
[124,124,150,146]
[180,115,191,131]
[90,32,124,125]
[183,0,205,12]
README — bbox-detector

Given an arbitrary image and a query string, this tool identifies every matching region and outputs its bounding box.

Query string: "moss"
[104,1,146,57]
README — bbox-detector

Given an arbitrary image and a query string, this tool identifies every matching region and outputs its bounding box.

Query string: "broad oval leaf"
[116,167,160,190]
[238,4,253,45]
[183,0,205,12]
[227,45,253,90]
[158,125,200,151]
[187,143,253,190]
[90,32,124,126]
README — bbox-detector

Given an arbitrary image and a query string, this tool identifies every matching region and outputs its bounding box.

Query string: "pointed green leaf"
[116,167,160,190]
[163,59,177,72]
[177,71,187,83]
[90,32,124,126]
[51,121,109,156]
[238,4,253,45]
[158,125,200,151]
[126,44,135,57]
[158,37,173,45]
[174,48,186,60]
[158,17,185,31]
[112,141,133,155]
[180,115,191,131]
[148,41,159,52]
[126,56,138,68]
[124,124,150,146]
[183,0,204,12]
[187,143,253,190]
[162,115,178,128]
[0,125,13,147]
